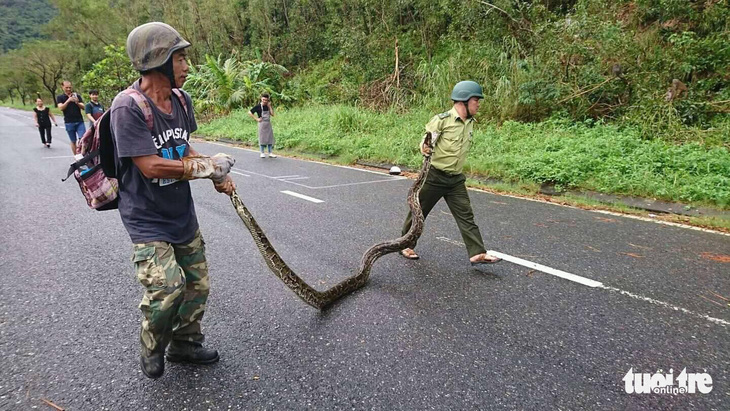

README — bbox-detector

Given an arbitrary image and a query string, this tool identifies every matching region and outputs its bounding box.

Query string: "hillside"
[0,0,57,52]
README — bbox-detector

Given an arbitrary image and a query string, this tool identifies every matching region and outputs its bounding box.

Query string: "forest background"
[1,0,729,218]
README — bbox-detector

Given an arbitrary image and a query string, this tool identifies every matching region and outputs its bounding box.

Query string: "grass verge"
[197,104,730,230]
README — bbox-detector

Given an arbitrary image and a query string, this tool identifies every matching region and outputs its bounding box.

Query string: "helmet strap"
[462,101,472,119]
[155,58,177,90]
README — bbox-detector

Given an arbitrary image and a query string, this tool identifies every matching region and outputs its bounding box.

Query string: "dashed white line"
[281,190,324,203]
[486,249,729,326]
[435,237,728,327]
[42,155,75,159]
[230,170,250,177]
[231,167,403,189]
[603,286,730,326]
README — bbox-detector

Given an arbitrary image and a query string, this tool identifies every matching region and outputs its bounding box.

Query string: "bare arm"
[268,105,275,117]
[132,155,184,179]
[86,113,96,123]
[48,111,57,124]
[248,112,260,122]
[188,145,200,156]
[33,111,39,127]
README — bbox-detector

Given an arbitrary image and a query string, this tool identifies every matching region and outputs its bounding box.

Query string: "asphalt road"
[1,106,729,410]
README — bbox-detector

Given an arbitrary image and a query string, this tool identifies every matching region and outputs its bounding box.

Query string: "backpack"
[63,87,188,211]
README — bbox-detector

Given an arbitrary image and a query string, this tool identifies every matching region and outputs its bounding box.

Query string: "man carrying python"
[230,80,502,310]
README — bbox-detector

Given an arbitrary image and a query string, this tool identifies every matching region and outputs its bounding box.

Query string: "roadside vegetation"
[1,0,728,215]
[200,105,730,208]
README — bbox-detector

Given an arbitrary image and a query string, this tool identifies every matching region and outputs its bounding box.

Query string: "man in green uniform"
[400,81,501,265]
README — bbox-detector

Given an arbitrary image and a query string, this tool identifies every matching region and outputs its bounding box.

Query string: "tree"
[21,40,76,102]
[184,53,290,115]
[81,45,138,106]
[0,51,38,105]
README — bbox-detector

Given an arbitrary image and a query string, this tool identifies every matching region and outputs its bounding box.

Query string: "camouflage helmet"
[450,81,484,102]
[126,22,191,72]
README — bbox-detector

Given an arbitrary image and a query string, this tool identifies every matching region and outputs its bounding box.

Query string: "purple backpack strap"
[172,89,188,114]
[122,88,154,131]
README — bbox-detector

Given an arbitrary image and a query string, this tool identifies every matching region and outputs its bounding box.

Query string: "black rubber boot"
[140,348,165,379]
[166,341,220,364]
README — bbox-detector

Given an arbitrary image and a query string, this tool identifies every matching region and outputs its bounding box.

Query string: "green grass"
[197,104,730,209]
[0,99,62,116]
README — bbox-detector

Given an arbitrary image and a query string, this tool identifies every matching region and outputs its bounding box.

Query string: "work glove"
[181,153,235,184]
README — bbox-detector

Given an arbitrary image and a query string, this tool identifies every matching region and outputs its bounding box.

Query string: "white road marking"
[42,155,75,159]
[230,170,250,177]
[307,179,406,189]
[603,286,730,327]
[487,250,604,288]
[281,190,324,203]
[487,249,729,327]
[435,236,728,326]
[231,167,402,189]
[436,236,464,247]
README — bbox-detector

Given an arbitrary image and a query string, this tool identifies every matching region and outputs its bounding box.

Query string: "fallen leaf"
[41,399,65,411]
[628,243,652,250]
[595,217,617,223]
[700,252,730,263]
[585,245,602,252]
[699,295,727,308]
[534,223,548,227]
[252,375,260,380]
[526,269,537,277]
[708,290,730,302]
[620,252,644,258]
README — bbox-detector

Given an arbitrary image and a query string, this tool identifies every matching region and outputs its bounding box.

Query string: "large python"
[229,135,433,310]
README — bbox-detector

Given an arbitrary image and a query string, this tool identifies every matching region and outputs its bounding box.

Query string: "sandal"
[470,253,502,266]
[400,248,419,260]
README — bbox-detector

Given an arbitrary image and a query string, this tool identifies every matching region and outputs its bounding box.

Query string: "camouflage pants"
[132,230,210,354]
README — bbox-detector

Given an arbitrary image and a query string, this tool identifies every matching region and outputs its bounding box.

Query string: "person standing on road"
[400,81,502,266]
[248,93,277,158]
[56,81,86,155]
[111,22,236,379]
[85,89,104,128]
[33,98,58,148]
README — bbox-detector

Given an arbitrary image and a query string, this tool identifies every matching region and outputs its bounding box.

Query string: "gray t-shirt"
[110,81,199,244]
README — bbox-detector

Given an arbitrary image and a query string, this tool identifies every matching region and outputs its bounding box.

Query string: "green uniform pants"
[132,229,210,353]
[402,167,486,257]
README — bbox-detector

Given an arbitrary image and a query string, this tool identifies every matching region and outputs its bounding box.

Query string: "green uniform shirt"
[424,107,475,174]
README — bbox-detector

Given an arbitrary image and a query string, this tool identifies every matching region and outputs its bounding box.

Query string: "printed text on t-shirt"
[153,127,189,149]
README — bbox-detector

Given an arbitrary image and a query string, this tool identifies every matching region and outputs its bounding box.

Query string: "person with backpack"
[399,81,502,266]
[110,22,236,379]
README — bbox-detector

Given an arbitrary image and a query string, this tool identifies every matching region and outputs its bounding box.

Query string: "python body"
[229,137,433,310]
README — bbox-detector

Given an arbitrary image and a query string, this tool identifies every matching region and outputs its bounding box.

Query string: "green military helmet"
[126,22,191,72]
[450,81,484,102]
